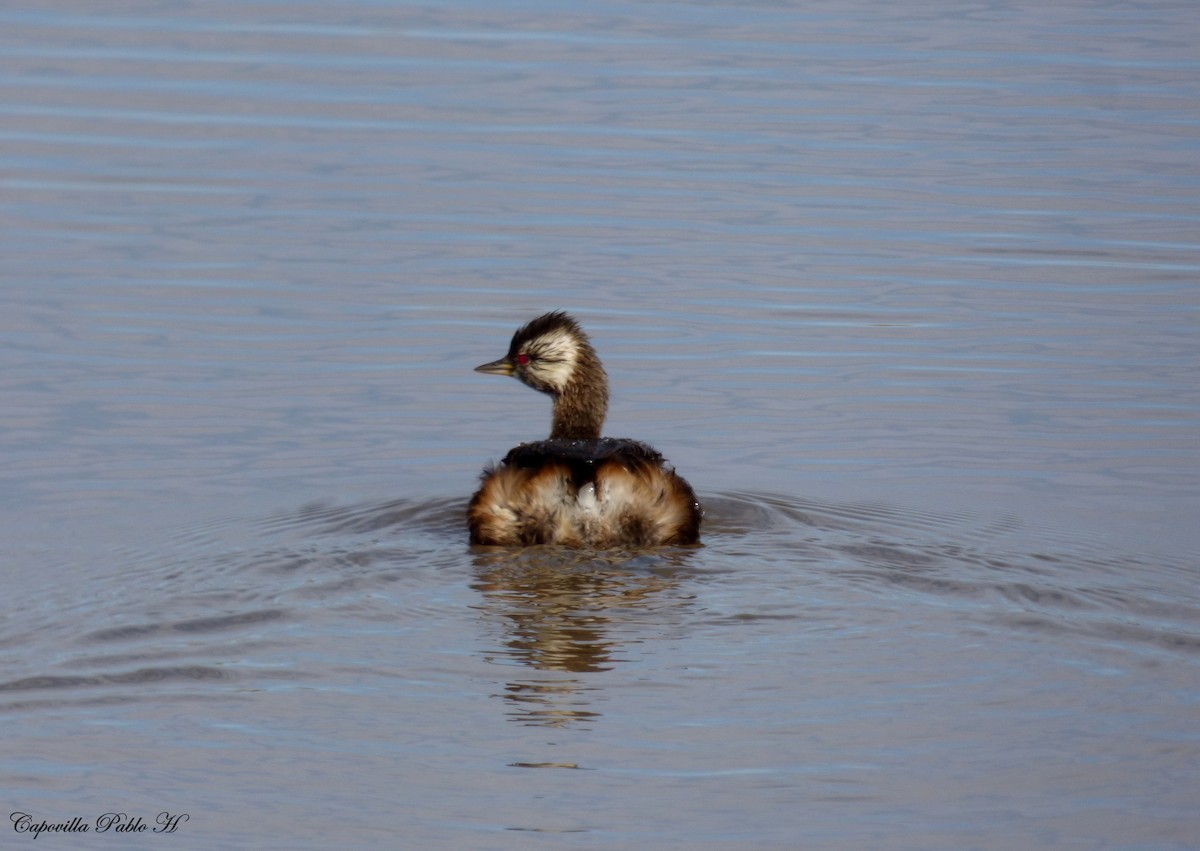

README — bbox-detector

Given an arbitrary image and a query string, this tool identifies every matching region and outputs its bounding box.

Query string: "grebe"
[468,311,702,547]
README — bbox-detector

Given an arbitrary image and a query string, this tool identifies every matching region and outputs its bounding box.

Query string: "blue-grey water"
[2,2,1198,848]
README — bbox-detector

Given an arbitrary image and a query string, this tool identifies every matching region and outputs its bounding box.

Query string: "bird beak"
[474,357,514,376]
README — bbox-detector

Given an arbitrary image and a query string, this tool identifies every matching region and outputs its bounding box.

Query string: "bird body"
[468,312,701,547]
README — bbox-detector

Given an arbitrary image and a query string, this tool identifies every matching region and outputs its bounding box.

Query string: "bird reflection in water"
[471,548,695,728]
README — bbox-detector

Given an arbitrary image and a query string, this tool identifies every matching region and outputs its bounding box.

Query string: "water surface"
[2,2,1198,848]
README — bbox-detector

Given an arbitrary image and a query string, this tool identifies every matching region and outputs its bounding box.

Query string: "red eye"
[516,353,530,366]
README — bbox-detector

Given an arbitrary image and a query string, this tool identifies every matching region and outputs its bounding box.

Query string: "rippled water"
[2,2,1198,848]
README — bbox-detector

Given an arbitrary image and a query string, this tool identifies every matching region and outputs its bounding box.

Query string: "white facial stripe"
[526,327,579,391]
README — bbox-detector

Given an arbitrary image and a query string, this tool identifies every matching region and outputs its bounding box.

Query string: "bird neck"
[549,356,609,440]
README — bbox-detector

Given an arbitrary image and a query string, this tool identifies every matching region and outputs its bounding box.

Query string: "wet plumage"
[468,312,701,547]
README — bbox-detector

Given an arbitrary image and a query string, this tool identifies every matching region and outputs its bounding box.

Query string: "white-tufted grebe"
[468,311,702,547]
